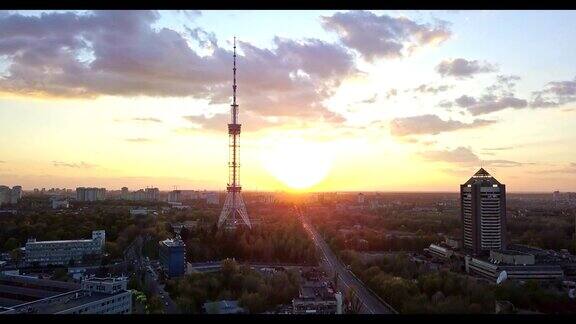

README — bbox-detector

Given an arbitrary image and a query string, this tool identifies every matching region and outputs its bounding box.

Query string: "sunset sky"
[0,10,575,192]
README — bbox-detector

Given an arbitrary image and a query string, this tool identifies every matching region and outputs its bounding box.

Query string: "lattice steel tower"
[218,37,251,230]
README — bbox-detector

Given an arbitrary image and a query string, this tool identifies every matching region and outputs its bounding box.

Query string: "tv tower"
[218,37,251,230]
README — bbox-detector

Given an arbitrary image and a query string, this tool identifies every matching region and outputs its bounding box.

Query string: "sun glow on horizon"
[259,138,334,190]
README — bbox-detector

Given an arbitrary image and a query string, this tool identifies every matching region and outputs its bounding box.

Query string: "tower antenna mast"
[218,37,251,230]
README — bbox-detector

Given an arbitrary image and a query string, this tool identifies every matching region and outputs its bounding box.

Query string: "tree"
[239,292,267,314]
[51,268,69,281]
[148,295,164,314]
[3,237,18,251]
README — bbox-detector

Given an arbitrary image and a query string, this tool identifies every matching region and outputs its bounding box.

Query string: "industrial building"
[461,168,507,255]
[0,274,131,314]
[159,238,186,278]
[25,230,105,267]
[464,245,576,282]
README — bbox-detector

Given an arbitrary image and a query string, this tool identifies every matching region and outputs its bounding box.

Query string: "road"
[143,258,179,314]
[297,206,397,314]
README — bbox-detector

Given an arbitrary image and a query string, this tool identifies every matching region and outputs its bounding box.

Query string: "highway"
[297,206,397,314]
[143,259,179,314]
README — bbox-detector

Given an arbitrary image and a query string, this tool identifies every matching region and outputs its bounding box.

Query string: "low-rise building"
[51,198,69,209]
[25,230,105,267]
[203,300,245,314]
[425,244,455,260]
[465,254,564,282]
[0,274,131,314]
[292,281,342,314]
[292,268,342,314]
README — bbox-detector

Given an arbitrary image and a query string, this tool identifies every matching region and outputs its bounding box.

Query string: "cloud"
[0,10,356,128]
[457,95,528,115]
[530,77,576,108]
[182,111,283,133]
[438,100,453,108]
[361,94,377,104]
[436,58,497,78]
[485,159,523,167]
[52,161,97,168]
[454,95,477,107]
[321,10,451,61]
[412,84,452,94]
[0,160,5,163]
[483,146,514,151]
[131,117,162,123]
[386,88,398,99]
[420,146,480,163]
[389,114,496,137]
[528,163,576,174]
[125,138,153,143]
[419,147,526,168]
[447,75,528,115]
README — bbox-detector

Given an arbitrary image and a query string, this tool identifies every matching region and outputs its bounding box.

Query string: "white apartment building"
[25,230,106,266]
[206,192,219,205]
[76,187,106,202]
[0,185,22,206]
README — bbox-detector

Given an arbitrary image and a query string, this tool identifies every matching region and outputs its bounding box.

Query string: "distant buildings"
[76,187,106,202]
[206,192,219,205]
[551,190,576,206]
[159,238,186,278]
[168,190,181,203]
[461,168,507,256]
[357,193,365,205]
[51,198,70,209]
[121,187,129,200]
[119,187,159,201]
[0,274,131,314]
[25,230,106,266]
[0,185,22,206]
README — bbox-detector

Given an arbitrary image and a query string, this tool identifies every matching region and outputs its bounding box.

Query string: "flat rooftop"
[160,239,185,247]
[27,239,94,245]
[0,274,80,308]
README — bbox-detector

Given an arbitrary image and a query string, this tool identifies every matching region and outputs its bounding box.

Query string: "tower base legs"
[218,191,251,229]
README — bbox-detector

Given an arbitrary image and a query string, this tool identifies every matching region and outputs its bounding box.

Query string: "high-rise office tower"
[461,168,507,255]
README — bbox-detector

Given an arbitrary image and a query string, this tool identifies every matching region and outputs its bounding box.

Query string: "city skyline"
[1,10,576,192]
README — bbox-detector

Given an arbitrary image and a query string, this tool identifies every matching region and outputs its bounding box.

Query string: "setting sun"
[259,138,333,190]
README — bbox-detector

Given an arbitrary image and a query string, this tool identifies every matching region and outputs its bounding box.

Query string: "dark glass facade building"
[159,238,186,278]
